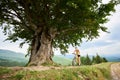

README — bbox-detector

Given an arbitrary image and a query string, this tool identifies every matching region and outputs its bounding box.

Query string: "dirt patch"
[8,66,80,72]
[111,63,120,80]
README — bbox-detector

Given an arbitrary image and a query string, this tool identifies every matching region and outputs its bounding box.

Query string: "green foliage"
[0,0,119,54]
[102,57,108,62]
[81,57,86,65]
[92,54,108,64]
[84,54,92,65]
[92,56,96,64]
[95,54,102,63]
[81,54,108,65]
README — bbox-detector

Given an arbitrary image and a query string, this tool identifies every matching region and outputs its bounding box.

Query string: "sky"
[0,0,120,56]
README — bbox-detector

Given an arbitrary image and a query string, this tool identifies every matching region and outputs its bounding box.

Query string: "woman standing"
[73,47,81,65]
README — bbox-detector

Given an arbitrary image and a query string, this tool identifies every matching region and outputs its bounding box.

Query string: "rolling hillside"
[0,49,29,62]
[52,55,72,65]
[0,49,29,66]
[0,62,113,80]
[0,49,72,66]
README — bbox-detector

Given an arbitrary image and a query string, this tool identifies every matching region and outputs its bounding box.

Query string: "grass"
[0,62,113,80]
[52,55,72,65]
[92,62,113,80]
[0,67,12,75]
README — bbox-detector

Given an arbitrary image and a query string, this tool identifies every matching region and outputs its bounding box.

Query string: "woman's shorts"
[78,55,80,57]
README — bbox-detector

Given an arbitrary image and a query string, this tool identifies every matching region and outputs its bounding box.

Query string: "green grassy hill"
[0,62,112,80]
[53,55,72,65]
[0,49,113,80]
[0,49,28,66]
[0,49,72,66]
[0,49,28,62]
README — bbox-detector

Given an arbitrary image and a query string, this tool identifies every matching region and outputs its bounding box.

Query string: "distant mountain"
[0,49,29,62]
[53,55,72,65]
[0,49,29,66]
[100,53,120,62]
[0,49,72,66]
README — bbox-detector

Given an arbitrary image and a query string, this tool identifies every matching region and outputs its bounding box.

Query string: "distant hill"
[101,53,120,62]
[0,49,72,66]
[0,49,29,66]
[0,49,29,62]
[53,55,72,65]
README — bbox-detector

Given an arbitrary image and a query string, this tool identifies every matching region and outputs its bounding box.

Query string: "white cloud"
[0,41,28,54]
[105,39,116,43]
[90,4,120,43]
[0,46,28,54]
[105,5,120,27]
[0,30,28,54]
[102,0,111,4]
[81,42,120,55]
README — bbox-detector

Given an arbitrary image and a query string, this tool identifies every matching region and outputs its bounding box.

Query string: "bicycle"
[72,53,81,66]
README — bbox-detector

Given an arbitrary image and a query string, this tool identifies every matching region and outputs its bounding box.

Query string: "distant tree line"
[0,58,26,67]
[81,54,108,65]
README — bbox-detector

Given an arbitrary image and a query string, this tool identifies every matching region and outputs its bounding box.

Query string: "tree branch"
[17,0,37,30]
[12,9,35,32]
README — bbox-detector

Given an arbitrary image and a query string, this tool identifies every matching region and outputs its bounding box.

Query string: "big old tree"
[0,0,119,66]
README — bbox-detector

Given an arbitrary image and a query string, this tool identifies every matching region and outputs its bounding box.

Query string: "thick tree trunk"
[27,28,56,66]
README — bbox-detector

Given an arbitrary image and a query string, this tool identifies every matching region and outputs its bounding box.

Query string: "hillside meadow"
[0,62,112,80]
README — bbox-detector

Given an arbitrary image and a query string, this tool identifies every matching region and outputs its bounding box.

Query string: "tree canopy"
[0,0,119,55]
